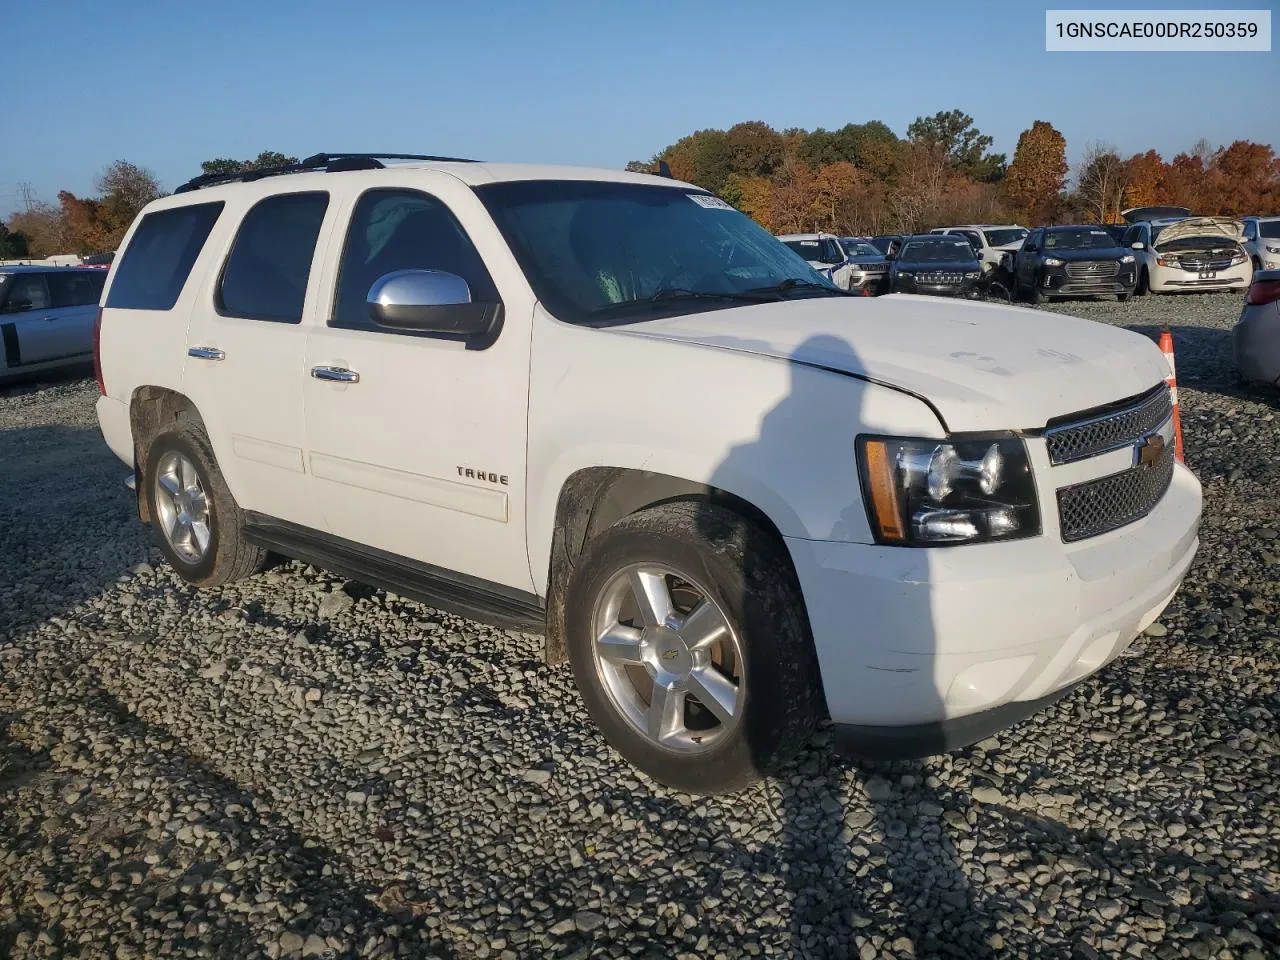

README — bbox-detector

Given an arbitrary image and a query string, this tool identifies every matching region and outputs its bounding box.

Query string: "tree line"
[629,111,1280,235]
[4,126,1277,260]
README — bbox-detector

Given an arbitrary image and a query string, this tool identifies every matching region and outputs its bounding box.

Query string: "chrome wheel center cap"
[644,625,692,677]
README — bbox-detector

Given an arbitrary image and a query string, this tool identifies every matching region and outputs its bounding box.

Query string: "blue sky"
[2,0,1275,217]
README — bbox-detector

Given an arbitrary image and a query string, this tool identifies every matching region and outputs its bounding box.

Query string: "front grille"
[1044,386,1172,465]
[919,271,963,285]
[1064,260,1120,279]
[1178,255,1235,271]
[1057,443,1175,542]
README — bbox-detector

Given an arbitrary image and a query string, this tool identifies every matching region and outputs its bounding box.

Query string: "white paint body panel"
[94,160,1204,732]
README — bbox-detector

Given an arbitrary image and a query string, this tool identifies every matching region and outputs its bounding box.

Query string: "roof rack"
[173,153,478,194]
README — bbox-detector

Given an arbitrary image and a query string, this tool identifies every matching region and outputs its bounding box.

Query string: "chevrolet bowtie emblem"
[1137,433,1165,467]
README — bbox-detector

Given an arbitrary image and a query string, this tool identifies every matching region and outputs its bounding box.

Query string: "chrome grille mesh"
[1064,260,1120,279]
[919,271,963,284]
[1057,444,1175,542]
[1044,387,1172,465]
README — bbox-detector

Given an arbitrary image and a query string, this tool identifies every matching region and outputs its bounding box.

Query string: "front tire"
[1029,276,1048,305]
[1135,268,1150,296]
[564,501,821,793]
[145,423,266,587]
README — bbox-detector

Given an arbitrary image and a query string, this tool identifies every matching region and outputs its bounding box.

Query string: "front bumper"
[1041,264,1135,297]
[785,462,1201,745]
[847,271,886,294]
[1150,260,1252,292]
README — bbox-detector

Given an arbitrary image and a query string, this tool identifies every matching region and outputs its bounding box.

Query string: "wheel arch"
[541,466,795,663]
[129,386,208,522]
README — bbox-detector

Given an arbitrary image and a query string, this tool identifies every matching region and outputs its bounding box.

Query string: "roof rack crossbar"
[173,153,478,194]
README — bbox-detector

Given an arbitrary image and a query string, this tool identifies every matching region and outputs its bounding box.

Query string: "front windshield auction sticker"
[1046,9,1270,50]
[689,194,736,211]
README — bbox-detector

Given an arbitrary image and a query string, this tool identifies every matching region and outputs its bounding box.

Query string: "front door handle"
[311,365,360,383]
[188,346,225,361]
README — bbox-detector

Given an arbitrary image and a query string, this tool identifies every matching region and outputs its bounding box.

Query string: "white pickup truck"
[94,154,1202,793]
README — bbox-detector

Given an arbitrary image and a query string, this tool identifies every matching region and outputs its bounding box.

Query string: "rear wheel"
[564,501,821,793]
[145,423,266,587]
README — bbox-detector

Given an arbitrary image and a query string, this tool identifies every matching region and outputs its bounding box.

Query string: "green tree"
[200,158,243,176]
[907,109,1004,181]
[0,223,29,259]
[725,121,784,177]
[250,151,299,169]
[95,160,164,244]
[660,130,734,194]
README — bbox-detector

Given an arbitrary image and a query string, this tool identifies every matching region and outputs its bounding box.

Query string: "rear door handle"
[41,315,58,322]
[188,346,225,361]
[311,365,360,383]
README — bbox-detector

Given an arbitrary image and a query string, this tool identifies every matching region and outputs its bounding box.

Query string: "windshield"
[900,239,979,262]
[839,240,882,258]
[782,237,845,265]
[476,181,840,326]
[982,228,1027,247]
[1260,220,1280,239]
[1043,228,1118,250]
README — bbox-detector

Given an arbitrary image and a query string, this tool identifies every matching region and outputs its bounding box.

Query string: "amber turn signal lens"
[862,440,906,542]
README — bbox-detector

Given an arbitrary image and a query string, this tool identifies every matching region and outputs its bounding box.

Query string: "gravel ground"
[2,292,1278,960]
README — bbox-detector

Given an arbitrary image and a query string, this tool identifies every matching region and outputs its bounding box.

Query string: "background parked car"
[928,224,1027,275]
[1121,205,1191,223]
[886,235,983,297]
[1242,216,1280,272]
[836,236,888,294]
[870,234,906,257]
[777,233,857,289]
[1122,217,1252,295]
[1235,269,1280,389]
[0,266,106,381]
[1012,225,1137,303]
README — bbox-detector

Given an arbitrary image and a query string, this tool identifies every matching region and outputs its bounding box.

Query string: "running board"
[243,513,546,633]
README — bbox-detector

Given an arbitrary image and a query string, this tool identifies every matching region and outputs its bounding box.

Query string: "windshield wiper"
[593,287,781,315]
[748,278,847,297]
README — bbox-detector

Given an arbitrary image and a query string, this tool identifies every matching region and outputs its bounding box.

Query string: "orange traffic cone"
[1159,330,1185,463]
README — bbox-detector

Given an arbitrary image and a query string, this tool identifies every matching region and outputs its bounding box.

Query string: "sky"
[2,0,1276,217]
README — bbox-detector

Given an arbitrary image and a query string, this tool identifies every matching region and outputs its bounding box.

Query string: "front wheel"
[1029,276,1048,305]
[1135,268,1150,296]
[564,501,821,793]
[1117,292,1132,302]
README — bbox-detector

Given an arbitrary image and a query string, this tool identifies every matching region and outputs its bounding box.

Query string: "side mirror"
[367,269,500,340]
[1131,241,1145,250]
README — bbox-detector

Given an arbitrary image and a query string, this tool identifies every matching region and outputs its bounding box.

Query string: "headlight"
[1156,256,1176,267]
[964,271,980,278]
[1267,245,1280,254]
[1230,253,1246,265]
[898,272,913,280]
[857,436,1040,546]
[1042,257,1064,267]
[1120,254,1135,264]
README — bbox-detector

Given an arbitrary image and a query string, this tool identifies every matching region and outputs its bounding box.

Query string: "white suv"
[1242,216,1280,272]
[94,153,1203,793]
[928,224,1028,274]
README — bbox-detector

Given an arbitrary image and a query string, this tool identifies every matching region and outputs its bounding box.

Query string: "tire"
[1029,277,1048,305]
[1117,292,1132,303]
[144,421,266,587]
[1135,268,1150,297]
[564,501,821,793]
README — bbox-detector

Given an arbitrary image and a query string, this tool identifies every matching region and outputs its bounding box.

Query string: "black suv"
[1012,225,1137,303]
[886,235,983,297]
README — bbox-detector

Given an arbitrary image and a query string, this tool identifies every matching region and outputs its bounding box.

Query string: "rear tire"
[144,422,266,587]
[564,501,821,793]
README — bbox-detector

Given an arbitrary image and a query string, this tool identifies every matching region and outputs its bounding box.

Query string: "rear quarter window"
[106,202,224,310]
[48,271,108,308]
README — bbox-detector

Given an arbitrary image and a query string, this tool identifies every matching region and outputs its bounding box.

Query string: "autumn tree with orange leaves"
[1003,121,1068,224]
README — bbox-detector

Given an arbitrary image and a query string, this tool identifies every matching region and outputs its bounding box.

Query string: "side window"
[218,192,329,324]
[332,188,499,333]
[1243,221,1257,241]
[1,274,51,313]
[106,202,224,310]
[1022,231,1039,252]
[48,271,108,308]
[961,231,983,250]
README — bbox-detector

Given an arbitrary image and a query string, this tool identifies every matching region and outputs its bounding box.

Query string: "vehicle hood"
[1154,217,1243,247]
[613,295,1168,432]
[896,258,981,272]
